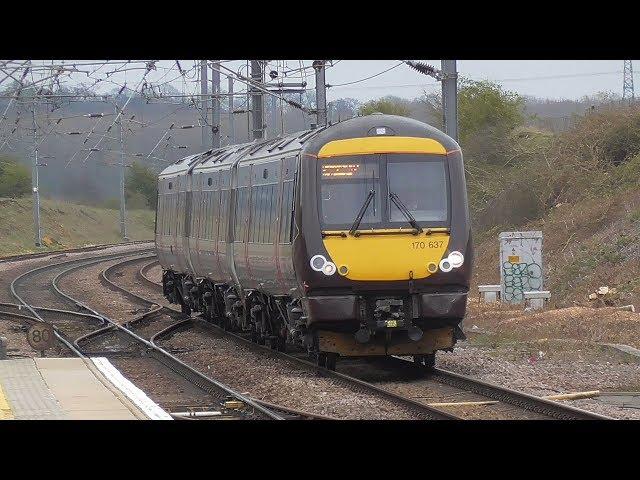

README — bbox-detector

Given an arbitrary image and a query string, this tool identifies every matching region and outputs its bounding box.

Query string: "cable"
[326,61,404,88]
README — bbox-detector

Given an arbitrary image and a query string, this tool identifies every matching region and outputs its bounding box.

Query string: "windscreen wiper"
[389,192,422,234]
[349,189,375,236]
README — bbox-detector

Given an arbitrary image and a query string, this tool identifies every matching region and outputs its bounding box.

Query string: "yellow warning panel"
[0,383,14,420]
[508,255,521,263]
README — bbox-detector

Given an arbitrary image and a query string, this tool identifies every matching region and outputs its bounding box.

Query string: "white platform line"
[90,357,172,420]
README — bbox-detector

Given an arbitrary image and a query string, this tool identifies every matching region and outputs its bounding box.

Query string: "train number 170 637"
[411,241,444,249]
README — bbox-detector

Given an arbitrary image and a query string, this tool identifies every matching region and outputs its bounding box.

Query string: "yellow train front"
[156,114,472,370]
[295,114,472,368]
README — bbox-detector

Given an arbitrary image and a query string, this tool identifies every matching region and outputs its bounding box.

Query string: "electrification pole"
[623,60,634,104]
[250,60,265,140]
[313,60,327,127]
[115,103,127,240]
[211,60,221,149]
[31,103,42,247]
[441,60,458,143]
[200,60,209,149]
[228,77,235,145]
[270,95,278,138]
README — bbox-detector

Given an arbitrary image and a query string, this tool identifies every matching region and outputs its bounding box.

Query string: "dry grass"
[465,298,640,350]
[0,197,154,256]
[471,187,640,309]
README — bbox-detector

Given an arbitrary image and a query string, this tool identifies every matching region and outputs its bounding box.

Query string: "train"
[155,113,472,370]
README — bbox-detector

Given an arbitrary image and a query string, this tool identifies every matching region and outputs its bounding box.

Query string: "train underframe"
[163,270,466,371]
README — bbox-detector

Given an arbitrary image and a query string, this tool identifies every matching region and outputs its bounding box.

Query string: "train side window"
[169,194,174,236]
[200,191,207,239]
[219,190,228,241]
[155,195,161,235]
[278,156,297,244]
[206,191,213,239]
[167,195,170,235]
[212,189,220,241]
[214,190,219,240]
[180,192,186,237]
[163,195,167,235]
[234,188,246,241]
[248,186,256,243]
[264,184,273,243]
[166,195,170,236]
[255,185,264,243]
[260,185,268,243]
[194,190,201,238]
[172,193,176,236]
[160,195,165,235]
[278,181,290,243]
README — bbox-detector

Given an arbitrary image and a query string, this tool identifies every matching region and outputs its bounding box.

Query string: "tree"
[0,156,31,198]
[359,96,411,117]
[422,79,525,147]
[328,97,360,122]
[422,79,526,167]
[125,162,157,210]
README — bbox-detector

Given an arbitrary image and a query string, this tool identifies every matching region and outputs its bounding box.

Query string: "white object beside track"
[91,357,172,420]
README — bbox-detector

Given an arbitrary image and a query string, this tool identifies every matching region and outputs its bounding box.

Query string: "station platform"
[0,357,172,420]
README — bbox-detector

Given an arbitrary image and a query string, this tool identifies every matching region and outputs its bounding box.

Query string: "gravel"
[159,323,423,419]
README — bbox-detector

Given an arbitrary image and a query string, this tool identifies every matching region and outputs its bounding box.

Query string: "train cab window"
[318,155,381,227]
[386,154,449,223]
[279,156,298,244]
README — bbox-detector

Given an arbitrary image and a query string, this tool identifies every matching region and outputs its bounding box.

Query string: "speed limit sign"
[27,322,56,353]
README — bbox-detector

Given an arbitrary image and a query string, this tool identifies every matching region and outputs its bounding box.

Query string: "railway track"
[0,240,155,263]
[3,248,306,420]
[134,256,611,420]
[103,255,458,420]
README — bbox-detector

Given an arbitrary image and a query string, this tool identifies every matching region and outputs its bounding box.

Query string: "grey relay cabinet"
[499,231,543,304]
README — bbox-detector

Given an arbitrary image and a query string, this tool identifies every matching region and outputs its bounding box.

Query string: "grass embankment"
[0,197,154,257]
[472,186,640,309]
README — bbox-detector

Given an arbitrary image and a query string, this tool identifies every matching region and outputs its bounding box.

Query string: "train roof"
[158,126,328,178]
[158,114,459,179]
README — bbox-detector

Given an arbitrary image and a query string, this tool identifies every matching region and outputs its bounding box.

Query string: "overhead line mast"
[250,60,265,140]
[623,60,634,104]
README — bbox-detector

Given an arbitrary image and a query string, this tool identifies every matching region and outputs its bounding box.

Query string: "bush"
[359,97,411,117]
[127,191,149,210]
[0,156,31,198]
[100,197,120,210]
[125,162,157,210]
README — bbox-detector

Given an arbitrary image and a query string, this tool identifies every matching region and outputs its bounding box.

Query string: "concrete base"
[0,357,170,420]
[478,285,501,304]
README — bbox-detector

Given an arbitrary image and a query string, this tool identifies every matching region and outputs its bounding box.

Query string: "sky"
[5,60,636,103]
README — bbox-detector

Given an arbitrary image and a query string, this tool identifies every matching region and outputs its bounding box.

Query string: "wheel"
[325,353,338,371]
[250,330,259,343]
[316,352,327,368]
[413,354,436,371]
[277,337,287,352]
[181,303,191,316]
[423,353,436,370]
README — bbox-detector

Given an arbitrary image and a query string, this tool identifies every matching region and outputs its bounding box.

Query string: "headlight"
[448,251,464,268]
[439,258,453,273]
[310,255,327,271]
[322,262,337,276]
[427,262,438,274]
